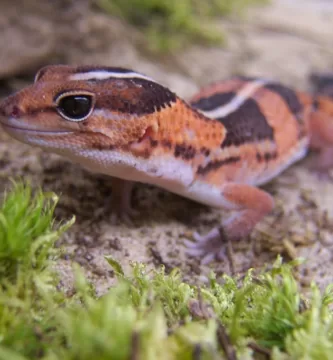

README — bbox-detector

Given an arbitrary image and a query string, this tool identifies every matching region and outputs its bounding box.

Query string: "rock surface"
[0,0,333,295]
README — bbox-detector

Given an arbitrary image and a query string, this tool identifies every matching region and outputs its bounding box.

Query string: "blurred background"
[0,0,332,99]
[0,0,333,290]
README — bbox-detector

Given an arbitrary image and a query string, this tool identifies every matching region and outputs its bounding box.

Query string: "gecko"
[0,65,332,263]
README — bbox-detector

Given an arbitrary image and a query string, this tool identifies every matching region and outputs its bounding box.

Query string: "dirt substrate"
[1,0,333,295]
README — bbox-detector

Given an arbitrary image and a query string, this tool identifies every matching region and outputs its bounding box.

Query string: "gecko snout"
[0,94,22,120]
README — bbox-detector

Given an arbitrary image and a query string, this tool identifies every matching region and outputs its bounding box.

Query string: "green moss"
[0,181,72,279]
[97,0,268,52]
[0,182,332,359]
[0,181,74,359]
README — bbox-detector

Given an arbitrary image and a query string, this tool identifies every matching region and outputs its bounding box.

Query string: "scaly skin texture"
[0,65,333,263]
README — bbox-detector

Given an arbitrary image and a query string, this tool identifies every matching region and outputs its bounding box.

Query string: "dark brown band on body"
[197,156,240,175]
[191,92,236,111]
[218,98,274,148]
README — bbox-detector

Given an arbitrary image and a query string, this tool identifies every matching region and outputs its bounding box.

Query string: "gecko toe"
[185,247,206,257]
[183,239,200,249]
[184,227,228,263]
[201,252,217,265]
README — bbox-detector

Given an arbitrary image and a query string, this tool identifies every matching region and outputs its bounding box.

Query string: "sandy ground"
[1,0,333,295]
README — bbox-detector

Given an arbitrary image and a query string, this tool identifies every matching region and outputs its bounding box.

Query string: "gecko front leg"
[109,178,139,224]
[185,183,274,263]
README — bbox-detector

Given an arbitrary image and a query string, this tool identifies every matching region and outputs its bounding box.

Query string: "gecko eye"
[56,94,94,121]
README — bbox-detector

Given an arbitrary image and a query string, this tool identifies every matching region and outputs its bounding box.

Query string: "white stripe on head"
[200,79,269,119]
[70,70,156,83]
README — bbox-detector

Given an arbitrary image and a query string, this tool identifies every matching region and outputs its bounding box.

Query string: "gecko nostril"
[11,105,21,118]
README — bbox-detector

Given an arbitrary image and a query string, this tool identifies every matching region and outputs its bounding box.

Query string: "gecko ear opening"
[137,126,156,143]
[56,92,95,122]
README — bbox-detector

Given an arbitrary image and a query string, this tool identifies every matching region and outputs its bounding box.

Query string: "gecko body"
[0,65,332,262]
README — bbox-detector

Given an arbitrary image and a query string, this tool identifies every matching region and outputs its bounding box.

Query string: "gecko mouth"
[1,123,73,136]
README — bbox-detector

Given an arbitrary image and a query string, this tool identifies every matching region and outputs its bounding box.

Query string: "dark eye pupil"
[58,95,92,120]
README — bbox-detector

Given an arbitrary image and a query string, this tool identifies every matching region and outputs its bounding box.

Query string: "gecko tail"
[306,72,333,149]
[309,72,333,98]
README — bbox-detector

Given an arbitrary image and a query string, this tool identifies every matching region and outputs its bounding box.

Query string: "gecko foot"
[184,184,273,265]
[184,227,229,264]
[110,206,140,225]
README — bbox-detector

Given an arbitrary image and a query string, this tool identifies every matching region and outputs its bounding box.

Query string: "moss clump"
[0,181,74,359]
[0,181,333,359]
[97,0,268,52]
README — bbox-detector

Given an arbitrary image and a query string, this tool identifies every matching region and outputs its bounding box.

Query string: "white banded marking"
[200,79,269,119]
[70,70,156,83]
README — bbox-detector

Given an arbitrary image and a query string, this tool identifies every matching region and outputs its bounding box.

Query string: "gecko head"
[0,65,177,153]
